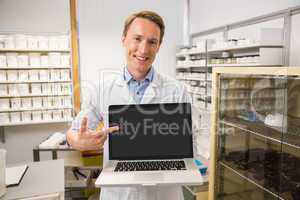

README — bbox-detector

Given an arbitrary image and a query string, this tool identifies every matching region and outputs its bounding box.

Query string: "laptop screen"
[108,103,193,160]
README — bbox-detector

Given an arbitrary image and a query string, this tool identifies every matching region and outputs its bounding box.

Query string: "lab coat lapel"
[115,75,135,104]
[141,72,162,104]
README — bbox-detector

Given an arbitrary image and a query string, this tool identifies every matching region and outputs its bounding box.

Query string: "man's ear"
[121,36,126,46]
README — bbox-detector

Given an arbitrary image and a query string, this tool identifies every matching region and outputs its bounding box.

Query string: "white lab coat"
[74,68,191,200]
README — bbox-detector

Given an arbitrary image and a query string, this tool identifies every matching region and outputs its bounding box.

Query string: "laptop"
[96,103,202,187]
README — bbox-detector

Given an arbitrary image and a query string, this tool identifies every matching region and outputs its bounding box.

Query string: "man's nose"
[138,40,150,54]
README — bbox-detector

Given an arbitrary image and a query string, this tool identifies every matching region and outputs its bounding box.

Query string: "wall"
[190,0,300,66]
[0,0,71,164]
[76,0,184,85]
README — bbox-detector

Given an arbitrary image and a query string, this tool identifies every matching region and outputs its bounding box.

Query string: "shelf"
[176,77,207,81]
[219,161,284,200]
[0,93,72,98]
[0,106,72,112]
[176,50,206,57]
[0,48,70,52]
[0,119,72,126]
[0,80,71,83]
[0,66,71,69]
[207,44,283,53]
[176,64,207,68]
[207,63,283,67]
[221,117,300,149]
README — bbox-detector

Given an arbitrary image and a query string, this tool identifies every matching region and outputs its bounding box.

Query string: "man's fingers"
[107,126,119,134]
[79,117,88,134]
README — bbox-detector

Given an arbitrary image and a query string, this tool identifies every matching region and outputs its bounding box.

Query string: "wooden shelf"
[0,48,70,52]
[207,44,283,53]
[0,66,71,69]
[0,80,71,83]
[0,119,72,126]
[0,106,72,112]
[0,93,72,98]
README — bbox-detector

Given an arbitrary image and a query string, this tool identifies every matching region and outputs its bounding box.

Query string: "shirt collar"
[124,66,154,83]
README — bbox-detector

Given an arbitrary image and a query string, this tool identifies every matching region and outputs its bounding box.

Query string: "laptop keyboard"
[114,160,187,172]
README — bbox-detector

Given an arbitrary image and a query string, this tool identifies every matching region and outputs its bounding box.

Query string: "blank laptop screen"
[108,103,193,160]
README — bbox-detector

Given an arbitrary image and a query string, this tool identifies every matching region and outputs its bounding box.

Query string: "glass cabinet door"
[214,73,299,200]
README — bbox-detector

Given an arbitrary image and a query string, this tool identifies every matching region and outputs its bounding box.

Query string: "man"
[67,10,190,200]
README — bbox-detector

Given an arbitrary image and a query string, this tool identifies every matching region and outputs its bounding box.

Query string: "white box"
[50,69,60,81]
[11,98,21,109]
[29,70,39,81]
[10,112,21,122]
[15,35,27,49]
[39,70,49,81]
[0,54,6,67]
[41,83,51,94]
[21,98,31,109]
[31,83,42,95]
[52,83,61,94]
[41,55,49,66]
[63,109,73,120]
[61,83,71,94]
[37,36,49,49]
[0,35,6,49]
[22,111,31,122]
[32,97,43,108]
[49,36,59,50]
[4,36,14,49]
[63,96,72,107]
[29,53,41,67]
[32,111,42,121]
[61,69,70,81]
[259,28,283,46]
[0,85,7,95]
[7,70,18,81]
[0,70,6,81]
[53,97,61,107]
[57,36,69,50]
[0,99,10,110]
[6,53,18,67]
[48,53,61,66]
[53,110,62,120]
[19,70,29,81]
[17,54,29,67]
[18,84,29,95]
[27,36,38,49]
[0,113,9,123]
[8,84,18,95]
[61,54,70,66]
[43,110,52,121]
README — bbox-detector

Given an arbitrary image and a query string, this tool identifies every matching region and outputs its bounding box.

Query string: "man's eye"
[134,37,141,42]
[149,40,158,46]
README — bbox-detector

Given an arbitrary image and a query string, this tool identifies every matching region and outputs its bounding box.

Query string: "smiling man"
[67,10,190,200]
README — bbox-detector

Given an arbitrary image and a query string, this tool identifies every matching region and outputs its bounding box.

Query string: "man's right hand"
[67,117,119,151]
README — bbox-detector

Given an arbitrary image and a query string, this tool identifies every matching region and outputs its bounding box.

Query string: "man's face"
[122,17,161,75]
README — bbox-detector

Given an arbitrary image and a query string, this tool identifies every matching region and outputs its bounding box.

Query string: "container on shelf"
[32,97,43,108]
[21,98,31,109]
[6,53,18,67]
[49,36,59,50]
[60,69,70,81]
[27,35,38,49]
[61,54,70,66]
[37,36,49,50]
[31,83,42,95]
[32,111,42,121]
[53,110,62,120]
[50,69,61,81]
[63,96,72,107]
[0,35,6,49]
[0,70,6,81]
[7,70,18,81]
[42,110,52,121]
[52,83,61,94]
[21,111,31,122]
[4,35,14,49]
[10,112,21,122]
[52,97,61,108]
[0,85,7,96]
[0,54,7,67]
[15,34,27,49]
[17,54,29,67]
[57,36,69,50]
[8,84,18,96]
[29,53,41,67]
[0,99,10,110]
[41,83,51,94]
[48,53,61,66]
[19,70,29,81]
[63,109,72,120]
[0,113,9,124]
[18,84,29,95]
[11,98,21,109]
[39,70,49,81]
[29,70,39,81]
[40,55,49,67]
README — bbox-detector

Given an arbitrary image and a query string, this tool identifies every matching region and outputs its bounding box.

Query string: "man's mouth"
[134,55,148,62]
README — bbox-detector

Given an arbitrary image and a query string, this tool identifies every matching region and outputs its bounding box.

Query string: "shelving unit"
[209,67,300,200]
[0,34,74,132]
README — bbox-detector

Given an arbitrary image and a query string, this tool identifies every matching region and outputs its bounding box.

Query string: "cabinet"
[0,34,73,126]
[209,67,300,200]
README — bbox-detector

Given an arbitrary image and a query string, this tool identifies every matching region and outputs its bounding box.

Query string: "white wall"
[190,0,300,66]
[0,0,71,164]
[77,0,184,84]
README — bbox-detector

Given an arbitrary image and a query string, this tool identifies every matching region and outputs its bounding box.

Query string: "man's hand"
[67,117,119,151]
